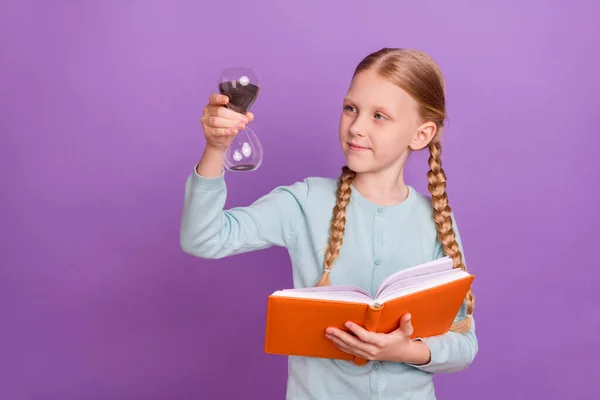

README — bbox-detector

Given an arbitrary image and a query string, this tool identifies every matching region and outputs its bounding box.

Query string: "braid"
[427,140,475,333]
[316,166,356,286]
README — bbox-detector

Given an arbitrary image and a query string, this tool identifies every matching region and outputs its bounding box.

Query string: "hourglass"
[218,67,263,171]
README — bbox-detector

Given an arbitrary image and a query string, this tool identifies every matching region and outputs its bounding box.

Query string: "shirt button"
[374,259,382,266]
[377,207,385,214]
[372,361,380,370]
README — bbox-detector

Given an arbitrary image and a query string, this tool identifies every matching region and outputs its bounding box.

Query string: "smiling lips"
[348,142,371,151]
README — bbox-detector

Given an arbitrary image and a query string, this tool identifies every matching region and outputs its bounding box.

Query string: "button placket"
[371,207,385,295]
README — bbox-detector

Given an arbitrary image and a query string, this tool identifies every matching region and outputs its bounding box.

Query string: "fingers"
[205,105,248,123]
[345,322,385,347]
[401,313,412,327]
[326,328,379,358]
[398,313,414,337]
[201,93,254,149]
[203,93,253,125]
[327,334,373,360]
[207,93,251,121]
[201,115,246,130]
[209,127,239,137]
[208,93,229,106]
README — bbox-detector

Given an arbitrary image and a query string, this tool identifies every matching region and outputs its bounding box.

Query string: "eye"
[344,104,356,113]
[374,112,386,120]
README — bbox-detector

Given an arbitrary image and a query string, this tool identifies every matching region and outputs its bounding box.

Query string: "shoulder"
[277,176,338,197]
[408,187,466,259]
[411,188,436,215]
[409,187,461,226]
[263,175,338,211]
[304,176,339,194]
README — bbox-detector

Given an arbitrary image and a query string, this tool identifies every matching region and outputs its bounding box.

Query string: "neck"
[353,165,409,207]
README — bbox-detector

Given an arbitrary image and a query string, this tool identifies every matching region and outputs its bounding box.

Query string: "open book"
[264,256,474,364]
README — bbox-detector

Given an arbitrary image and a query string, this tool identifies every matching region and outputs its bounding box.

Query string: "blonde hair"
[315,48,474,333]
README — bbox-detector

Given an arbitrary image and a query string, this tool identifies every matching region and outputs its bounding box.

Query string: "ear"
[409,122,437,151]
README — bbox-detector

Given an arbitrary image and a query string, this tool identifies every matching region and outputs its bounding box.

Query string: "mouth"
[348,142,371,152]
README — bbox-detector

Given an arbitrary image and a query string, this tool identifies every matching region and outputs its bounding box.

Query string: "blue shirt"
[179,167,478,399]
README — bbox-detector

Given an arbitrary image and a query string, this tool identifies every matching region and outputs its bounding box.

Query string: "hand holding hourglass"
[214,67,263,171]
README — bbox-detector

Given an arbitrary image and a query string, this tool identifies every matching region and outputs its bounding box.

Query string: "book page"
[268,257,460,305]
[375,257,453,298]
[270,290,373,303]
[377,269,457,298]
[270,285,372,303]
[375,269,470,304]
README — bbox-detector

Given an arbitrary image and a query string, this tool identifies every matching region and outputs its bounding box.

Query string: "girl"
[180,48,478,399]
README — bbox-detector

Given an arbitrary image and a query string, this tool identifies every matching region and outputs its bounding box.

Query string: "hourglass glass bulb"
[224,126,263,171]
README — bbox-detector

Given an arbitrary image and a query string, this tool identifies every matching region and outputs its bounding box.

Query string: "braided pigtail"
[315,166,356,287]
[427,140,474,333]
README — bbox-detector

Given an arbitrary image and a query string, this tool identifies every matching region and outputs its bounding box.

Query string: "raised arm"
[179,166,308,259]
[180,93,308,259]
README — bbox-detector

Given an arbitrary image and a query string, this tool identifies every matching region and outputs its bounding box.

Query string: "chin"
[344,155,373,173]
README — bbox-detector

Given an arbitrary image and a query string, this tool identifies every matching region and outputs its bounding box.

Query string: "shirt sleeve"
[179,166,309,259]
[406,213,479,374]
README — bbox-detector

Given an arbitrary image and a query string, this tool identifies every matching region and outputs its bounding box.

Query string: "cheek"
[371,128,398,148]
[339,118,350,138]
[372,126,412,154]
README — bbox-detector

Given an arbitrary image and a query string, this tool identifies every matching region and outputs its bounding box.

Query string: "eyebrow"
[343,97,395,116]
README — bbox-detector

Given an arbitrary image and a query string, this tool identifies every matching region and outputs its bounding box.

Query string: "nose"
[349,115,368,137]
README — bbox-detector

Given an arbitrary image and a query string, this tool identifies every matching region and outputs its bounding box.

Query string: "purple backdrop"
[1,1,599,399]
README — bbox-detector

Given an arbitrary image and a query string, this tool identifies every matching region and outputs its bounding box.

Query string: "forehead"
[346,69,417,112]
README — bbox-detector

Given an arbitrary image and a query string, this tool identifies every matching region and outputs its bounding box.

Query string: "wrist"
[196,145,224,178]
[204,143,225,156]
[404,340,431,365]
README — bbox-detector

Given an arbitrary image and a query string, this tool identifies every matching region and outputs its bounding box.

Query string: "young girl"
[180,48,478,399]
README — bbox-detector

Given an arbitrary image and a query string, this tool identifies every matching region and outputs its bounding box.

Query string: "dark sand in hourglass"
[229,164,259,171]
[219,81,260,114]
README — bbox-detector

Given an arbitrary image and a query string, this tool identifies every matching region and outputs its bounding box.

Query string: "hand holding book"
[263,256,474,365]
[325,313,432,365]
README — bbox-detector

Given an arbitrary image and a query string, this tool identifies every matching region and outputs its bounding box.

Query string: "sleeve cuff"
[405,338,435,369]
[190,164,226,190]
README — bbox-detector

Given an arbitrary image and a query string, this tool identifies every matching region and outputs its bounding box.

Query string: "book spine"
[352,303,384,365]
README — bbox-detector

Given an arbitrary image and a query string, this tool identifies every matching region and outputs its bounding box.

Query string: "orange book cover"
[263,257,474,364]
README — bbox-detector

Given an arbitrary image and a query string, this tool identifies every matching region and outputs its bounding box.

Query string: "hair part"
[315,48,474,333]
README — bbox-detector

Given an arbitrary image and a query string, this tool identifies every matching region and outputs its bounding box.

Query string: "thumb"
[397,313,413,337]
